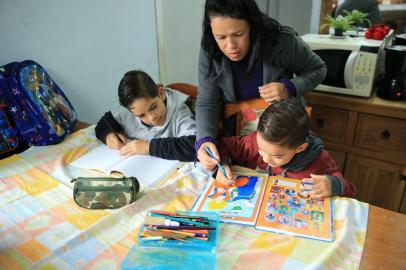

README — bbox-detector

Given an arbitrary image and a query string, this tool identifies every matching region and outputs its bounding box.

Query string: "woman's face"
[210,16,250,61]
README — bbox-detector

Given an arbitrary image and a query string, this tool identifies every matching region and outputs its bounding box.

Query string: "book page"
[70,144,124,172]
[255,176,333,241]
[70,144,180,187]
[111,155,179,187]
[192,172,268,226]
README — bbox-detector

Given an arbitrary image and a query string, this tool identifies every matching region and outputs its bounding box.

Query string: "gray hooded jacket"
[196,26,327,140]
[113,88,196,140]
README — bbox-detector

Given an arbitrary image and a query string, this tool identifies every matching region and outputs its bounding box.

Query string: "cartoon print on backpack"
[20,64,74,136]
[0,60,77,146]
[0,110,17,151]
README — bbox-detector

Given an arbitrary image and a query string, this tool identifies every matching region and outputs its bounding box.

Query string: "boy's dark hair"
[118,70,158,108]
[257,99,310,148]
[201,0,281,76]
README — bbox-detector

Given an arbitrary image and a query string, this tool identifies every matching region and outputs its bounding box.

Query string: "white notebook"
[70,144,180,187]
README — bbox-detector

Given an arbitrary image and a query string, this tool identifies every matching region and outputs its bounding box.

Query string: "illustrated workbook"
[192,173,333,242]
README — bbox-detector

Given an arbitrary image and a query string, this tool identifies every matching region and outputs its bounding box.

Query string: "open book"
[70,144,180,187]
[192,173,333,242]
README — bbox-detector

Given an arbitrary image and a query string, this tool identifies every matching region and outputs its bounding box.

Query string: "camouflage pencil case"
[71,176,140,209]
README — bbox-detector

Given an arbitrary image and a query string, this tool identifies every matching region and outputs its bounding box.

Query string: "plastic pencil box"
[121,211,220,270]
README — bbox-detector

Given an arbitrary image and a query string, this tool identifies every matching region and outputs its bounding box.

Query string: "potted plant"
[343,9,371,37]
[320,15,354,37]
[344,9,371,28]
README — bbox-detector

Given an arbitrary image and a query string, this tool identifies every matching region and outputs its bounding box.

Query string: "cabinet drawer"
[344,154,405,212]
[355,113,406,154]
[310,105,348,143]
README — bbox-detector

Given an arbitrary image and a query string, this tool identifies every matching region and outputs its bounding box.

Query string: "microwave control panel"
[353,52,377,92]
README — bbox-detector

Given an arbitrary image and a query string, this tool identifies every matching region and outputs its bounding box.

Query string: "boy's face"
[128,86,166,126]
[256,133,308,168]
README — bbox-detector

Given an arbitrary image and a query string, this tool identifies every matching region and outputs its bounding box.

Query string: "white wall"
[0,0,159,123]
[268,0,321,35]
[156,0,205,86]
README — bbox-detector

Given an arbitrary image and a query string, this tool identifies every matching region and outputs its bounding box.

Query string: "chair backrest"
[166,83,198,100]
[165,82,311,135]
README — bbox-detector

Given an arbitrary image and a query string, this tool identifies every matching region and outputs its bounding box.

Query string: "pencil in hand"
[103,118,126,145]
[204,146,228,177]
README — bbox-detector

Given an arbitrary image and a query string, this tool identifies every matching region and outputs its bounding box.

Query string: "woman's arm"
[279,29,327,97]
[196,49,224,141]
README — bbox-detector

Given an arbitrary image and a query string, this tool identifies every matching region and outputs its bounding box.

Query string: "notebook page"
[112,155,179,187]
[70,144,123,173]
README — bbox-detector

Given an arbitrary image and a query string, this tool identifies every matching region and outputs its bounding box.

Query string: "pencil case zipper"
[71,177,134,183]
[75,186,134,192]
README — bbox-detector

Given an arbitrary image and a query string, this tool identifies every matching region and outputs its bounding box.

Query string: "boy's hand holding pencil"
[106,132,127,150]
[215,164,235,187]
[104,117,127,150]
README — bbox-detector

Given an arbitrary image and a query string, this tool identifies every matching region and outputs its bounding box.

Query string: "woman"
[195,0,327,171]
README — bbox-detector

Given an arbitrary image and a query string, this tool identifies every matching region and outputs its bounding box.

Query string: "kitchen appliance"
[301,33,393,97]
[377,45,406,100]
[394,34,406,46]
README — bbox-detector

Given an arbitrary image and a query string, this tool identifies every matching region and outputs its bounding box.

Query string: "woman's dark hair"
[201,0,281,76]
[118,70,158,108]
[257,99,310,148]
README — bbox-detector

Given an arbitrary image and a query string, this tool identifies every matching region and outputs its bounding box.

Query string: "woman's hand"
[119,140,150,156]
[301,174,331,199]
[106,133,127,150]
[258,82,289,103]
[215,164,235,187]
[197,142,220,171]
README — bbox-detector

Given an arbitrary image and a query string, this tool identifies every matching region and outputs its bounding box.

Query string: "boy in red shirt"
[210,99,356,199]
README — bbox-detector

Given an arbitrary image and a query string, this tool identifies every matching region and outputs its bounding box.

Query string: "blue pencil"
[204,146,228,177]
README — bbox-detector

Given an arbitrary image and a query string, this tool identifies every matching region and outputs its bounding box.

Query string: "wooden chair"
[166,83,311,135]
[166,83,198,99]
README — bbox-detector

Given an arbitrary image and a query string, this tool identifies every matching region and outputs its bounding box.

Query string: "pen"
[103,118,124,144]
[204,146,228,177]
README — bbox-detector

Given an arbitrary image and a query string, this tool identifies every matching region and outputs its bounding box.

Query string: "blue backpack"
[0,60,77,150]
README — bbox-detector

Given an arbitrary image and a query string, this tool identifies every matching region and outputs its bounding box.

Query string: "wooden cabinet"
[306,91,406,214]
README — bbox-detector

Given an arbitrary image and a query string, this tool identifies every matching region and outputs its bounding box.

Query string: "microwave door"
[344,51,358,89]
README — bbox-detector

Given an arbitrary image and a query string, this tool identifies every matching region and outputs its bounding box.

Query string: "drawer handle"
[380,130,391,140]
[316,118,324,128]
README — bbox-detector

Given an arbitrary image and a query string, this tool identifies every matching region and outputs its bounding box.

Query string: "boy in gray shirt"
[95,70,196,161]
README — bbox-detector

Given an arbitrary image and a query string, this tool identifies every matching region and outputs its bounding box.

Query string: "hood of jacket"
[281,131,324,172]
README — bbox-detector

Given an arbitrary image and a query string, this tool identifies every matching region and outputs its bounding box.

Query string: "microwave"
[301,33,392,97]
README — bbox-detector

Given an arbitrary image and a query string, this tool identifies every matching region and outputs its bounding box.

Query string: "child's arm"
[106,133,127,150]
[300,150,356,198]
[119,140,149,156]
[142,102,197,161]
[95,111,125,144]
[301,174,332,199]
[149,136,196,161]
[215,163,235,186]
